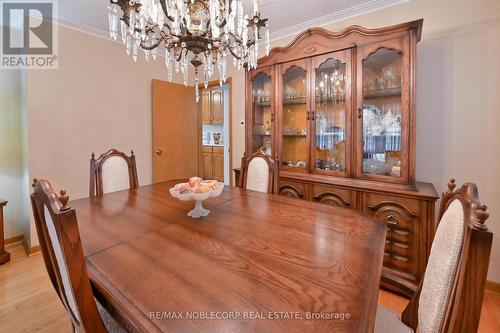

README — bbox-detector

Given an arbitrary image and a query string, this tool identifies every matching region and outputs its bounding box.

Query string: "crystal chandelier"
[108,0,270,101]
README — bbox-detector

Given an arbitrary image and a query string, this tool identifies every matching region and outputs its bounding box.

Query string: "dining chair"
[89,149,138,197]
[239,149,278,193]
[374,179,493,333]
[31,179,127,332]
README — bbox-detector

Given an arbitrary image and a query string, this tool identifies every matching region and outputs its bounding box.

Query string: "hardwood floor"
[0,242,72,332]
[1,241,499,332]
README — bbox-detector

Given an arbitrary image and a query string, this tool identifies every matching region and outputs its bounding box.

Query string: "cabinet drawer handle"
[386,214,399,226]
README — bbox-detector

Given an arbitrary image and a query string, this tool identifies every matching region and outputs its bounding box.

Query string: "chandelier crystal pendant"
[108,0,270,101]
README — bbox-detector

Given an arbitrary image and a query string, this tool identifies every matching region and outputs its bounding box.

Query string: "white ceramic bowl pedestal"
[169,183,224,219]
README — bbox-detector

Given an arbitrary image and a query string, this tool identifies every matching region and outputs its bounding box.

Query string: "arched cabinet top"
[280,58,308,74]
[258,19,423,68]
[358,39,406,62]
[249,67,273,81]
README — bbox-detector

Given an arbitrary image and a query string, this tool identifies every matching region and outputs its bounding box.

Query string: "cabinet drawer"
[362,192,425,283]
[279,180,308,200]
[202,146,213,153]
[311,185,356,209]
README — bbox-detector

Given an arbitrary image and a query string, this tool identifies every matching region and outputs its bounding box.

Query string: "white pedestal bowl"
[169,183,224,218]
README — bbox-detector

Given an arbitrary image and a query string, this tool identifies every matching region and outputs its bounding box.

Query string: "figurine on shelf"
[391,161,401,177]
[265,121,271,135]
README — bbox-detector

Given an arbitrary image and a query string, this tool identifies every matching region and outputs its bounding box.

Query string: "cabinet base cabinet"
[201,146,224,182]
[311,184,356,209]
[278,178,437,298]
[212,151,224,182]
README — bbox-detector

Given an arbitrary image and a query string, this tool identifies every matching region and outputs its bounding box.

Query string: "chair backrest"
[239,149,278,193]
[90,149,138,197]
[30,179,107,333]
[401,179,493,333]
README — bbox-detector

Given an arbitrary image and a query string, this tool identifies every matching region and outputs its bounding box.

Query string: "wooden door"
[201,90,212,124]
[355,37,410,185]
[211,90,224,124]
[202,151,213,179]
[212,149,224,181]
[152,80,199,183]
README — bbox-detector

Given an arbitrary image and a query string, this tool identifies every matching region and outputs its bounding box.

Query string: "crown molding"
[57,16,115,43]
[270,0,411,42]
[56,1,411,50]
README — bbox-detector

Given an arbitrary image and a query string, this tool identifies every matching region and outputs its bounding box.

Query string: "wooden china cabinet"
[244,19,438,297]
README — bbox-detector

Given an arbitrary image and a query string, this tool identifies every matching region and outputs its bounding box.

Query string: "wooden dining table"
[73,180,386,333]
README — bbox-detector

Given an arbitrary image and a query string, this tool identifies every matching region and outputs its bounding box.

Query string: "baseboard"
[485,280,500,294]
[22,239,41,256]
[5,234,24,245]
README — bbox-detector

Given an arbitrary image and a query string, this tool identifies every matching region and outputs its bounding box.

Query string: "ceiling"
[58,0,409,41]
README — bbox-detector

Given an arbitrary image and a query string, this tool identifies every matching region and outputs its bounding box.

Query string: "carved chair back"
[401,179,493,333]
[239,149,278,193]
[90,149,138,197]
[30,179,108,333]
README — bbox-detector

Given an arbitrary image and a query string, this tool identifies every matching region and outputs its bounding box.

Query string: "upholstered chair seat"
[375,305,413,333]
[96,300,127,333]
[374,179,493,333]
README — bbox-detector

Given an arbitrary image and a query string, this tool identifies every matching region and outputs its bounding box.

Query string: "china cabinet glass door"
[311,51,351,176]
[358,41,408,183]
[279,61,309,171]
[250,70,273,155]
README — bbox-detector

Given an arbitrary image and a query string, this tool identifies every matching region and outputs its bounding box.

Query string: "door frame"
[198,77,234,185]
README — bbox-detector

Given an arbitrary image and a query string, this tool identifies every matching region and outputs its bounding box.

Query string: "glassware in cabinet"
[250,70,273,155]
[311,50,351,175]
[280,62,309,170]
[358,41,409,183]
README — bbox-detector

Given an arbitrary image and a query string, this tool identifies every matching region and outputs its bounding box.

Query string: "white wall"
[24,24,186,246]
[229,0,500,283]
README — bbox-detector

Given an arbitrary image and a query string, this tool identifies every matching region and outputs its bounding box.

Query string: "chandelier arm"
[226,31,243,44]
[174,48,186,63]
[226,45,243,60]
[144,23,159,34]
[161,23,172,34]
[140,38,162,50]
[159,0,175,22]
[159,30,171,45]
[160,23,182,39]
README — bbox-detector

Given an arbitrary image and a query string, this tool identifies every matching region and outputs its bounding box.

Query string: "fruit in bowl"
[175,177,219,193]
[170,177,224,218]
